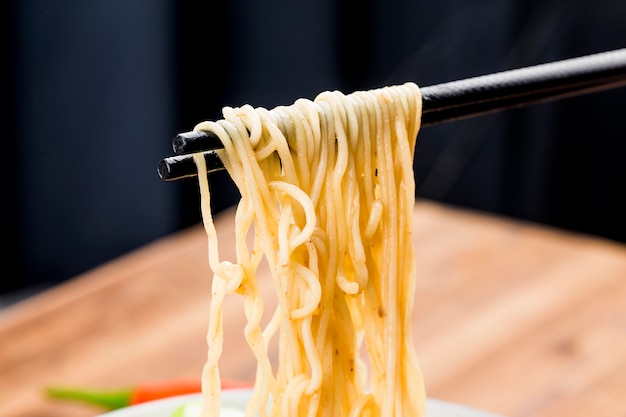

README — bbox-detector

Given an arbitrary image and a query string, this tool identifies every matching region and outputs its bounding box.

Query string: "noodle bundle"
[192,82,425,416]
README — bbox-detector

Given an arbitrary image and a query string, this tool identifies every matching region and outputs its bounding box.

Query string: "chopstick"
[158,48,626,181]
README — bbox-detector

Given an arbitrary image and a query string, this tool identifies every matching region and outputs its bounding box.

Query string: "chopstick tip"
[173,130,221,154]
[157,159,174,181]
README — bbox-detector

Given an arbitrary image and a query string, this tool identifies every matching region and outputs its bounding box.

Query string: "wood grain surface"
[1,201,625,417]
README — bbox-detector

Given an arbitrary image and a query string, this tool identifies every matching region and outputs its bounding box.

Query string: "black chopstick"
[158,48,626,181]
[157,151,224,181]
[420,48,626,126]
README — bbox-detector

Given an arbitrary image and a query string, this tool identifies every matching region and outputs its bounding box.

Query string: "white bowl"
[96,389,503,417]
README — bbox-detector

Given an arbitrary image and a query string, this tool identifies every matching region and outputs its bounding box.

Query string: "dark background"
[1,0,625,304]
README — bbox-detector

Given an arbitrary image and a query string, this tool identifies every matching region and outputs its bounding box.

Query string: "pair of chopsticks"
[158,48,626,181]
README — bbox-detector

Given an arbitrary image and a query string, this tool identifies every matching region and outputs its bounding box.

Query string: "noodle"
[192,82,425,416]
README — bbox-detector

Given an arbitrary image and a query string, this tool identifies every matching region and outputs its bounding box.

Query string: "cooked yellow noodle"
[193,82,425,416]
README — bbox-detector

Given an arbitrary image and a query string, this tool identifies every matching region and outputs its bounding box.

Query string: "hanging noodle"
[192,82,426,416]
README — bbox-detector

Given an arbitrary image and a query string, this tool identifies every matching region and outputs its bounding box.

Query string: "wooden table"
[2,201,626,417]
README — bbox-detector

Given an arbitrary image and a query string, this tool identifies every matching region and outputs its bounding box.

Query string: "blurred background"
[1,0,625,305]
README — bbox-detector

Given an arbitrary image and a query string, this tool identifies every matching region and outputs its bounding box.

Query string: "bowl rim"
[96,389,504,417]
